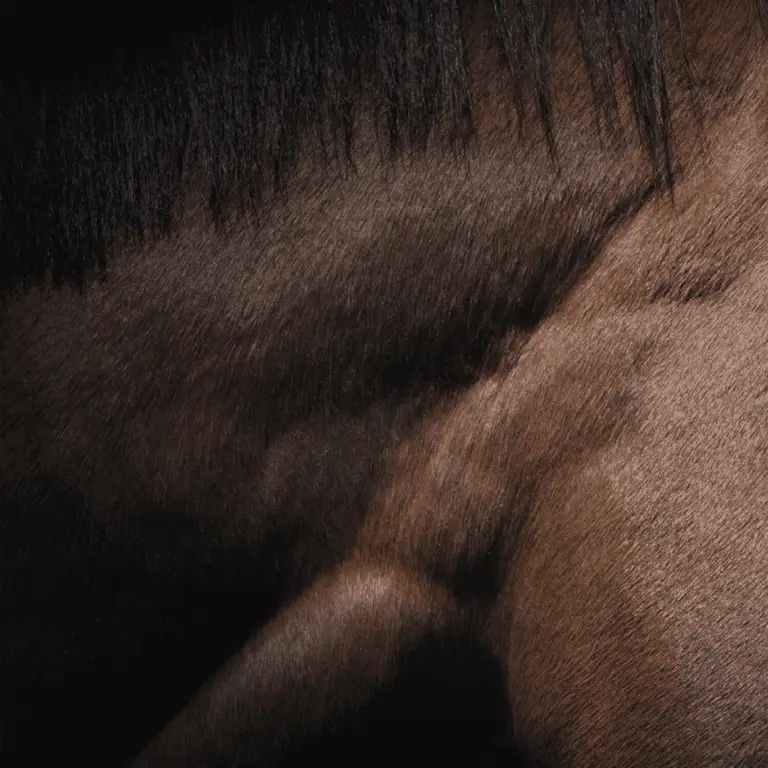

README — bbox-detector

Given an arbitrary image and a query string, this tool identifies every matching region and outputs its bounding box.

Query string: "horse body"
[1,0,768,765]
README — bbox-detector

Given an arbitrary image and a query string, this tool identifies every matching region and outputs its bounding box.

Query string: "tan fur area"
[504,61,768,764]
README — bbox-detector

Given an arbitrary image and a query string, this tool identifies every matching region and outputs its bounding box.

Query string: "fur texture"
[2,1,768,766]
[0,0,742,290]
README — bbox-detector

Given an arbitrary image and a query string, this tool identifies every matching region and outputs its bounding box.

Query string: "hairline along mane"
[0,0,765,290]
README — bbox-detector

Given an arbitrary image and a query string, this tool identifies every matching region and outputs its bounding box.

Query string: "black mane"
[0,0,761,290]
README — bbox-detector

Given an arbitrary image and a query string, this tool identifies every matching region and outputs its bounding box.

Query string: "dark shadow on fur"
[280,636,517,767]
[0,395,436,766]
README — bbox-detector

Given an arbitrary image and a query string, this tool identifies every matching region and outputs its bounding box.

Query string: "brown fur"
[2,0,768,765]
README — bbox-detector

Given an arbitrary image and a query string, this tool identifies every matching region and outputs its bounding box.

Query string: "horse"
[2,0,768,764]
